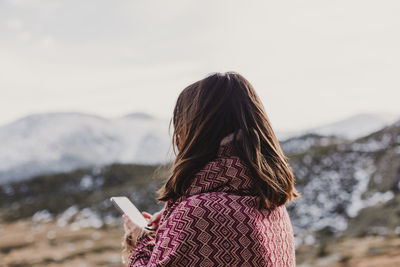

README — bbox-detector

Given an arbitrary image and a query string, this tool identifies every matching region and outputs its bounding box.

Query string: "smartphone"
[110,196,149,229]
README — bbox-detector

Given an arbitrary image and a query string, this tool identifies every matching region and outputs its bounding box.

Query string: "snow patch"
[79,174,94,190]
[364,191,394,207]
[351,133,393,152]
[57,206,104,230]
[32,209,53,223]
[346,161,376,217]
[57,205,79,227]
[69,208,103,231]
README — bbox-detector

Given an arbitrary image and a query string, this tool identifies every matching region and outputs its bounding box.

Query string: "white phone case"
[110,196,148,228]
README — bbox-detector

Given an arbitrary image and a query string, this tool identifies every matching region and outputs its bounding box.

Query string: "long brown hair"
[157,71,299,209]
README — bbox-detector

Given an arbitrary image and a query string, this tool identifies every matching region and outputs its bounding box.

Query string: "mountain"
[277,113,400,141]
[1,111,398,184]
[0,112,171,184]
[2,120,399,238]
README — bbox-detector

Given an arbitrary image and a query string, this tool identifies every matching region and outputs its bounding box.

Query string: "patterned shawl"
[128,142,296,267]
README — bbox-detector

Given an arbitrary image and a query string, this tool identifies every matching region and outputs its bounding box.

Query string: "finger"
[123,216,130,232]
[148,214,162,229]
[142,211,152,220]
[152,211,162,224]
[146,215,157,225]
[122,214,134,231]
[122,214,130,223]
[142,212,153,226]
[154,215,161,223]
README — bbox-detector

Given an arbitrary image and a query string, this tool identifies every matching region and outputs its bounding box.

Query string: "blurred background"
[1,0,400,266]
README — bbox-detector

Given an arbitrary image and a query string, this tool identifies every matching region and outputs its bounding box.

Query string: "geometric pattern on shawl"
[128,142,296,267]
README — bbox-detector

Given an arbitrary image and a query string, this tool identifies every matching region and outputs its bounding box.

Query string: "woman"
[122,72,299,266]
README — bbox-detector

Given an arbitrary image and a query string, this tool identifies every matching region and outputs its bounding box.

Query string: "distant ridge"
[1,111,398,184]
[276,112,400,141]
[122,112,154,120]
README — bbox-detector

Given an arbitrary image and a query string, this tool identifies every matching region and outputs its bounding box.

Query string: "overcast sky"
[1,0,399,131]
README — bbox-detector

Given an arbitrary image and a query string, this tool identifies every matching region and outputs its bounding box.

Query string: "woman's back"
[128,142,296,266]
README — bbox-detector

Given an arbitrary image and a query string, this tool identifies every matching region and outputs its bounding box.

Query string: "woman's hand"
[142,209,163,231]
[122,214,143,242]
[122,206,165,240]
[122,214,147,262]
[122,205,166,252]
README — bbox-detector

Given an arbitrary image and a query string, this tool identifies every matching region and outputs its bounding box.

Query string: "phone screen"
[110,196,148,228]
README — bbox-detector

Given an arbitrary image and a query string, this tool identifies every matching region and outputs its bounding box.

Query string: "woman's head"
[158,71,299,208]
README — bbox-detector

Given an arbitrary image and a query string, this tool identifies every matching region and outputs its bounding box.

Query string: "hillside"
[1,120,399,266]
[0,163,167,224]
[285,119,400,245]
[1,120,399,238]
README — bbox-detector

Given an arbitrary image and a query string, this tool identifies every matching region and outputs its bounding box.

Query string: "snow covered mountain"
[276,113,400,141]
[0,112,171,183]
[0,111,398,184]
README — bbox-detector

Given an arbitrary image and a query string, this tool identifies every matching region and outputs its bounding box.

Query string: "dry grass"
[297,235,400,267]
[1,220,400,267]
[0,220,125,267]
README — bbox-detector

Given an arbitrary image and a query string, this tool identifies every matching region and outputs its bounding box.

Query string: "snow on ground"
[55,206,105,231]
[288,126,399,237]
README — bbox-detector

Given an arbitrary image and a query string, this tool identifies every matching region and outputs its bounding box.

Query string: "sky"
[1,0,399,131]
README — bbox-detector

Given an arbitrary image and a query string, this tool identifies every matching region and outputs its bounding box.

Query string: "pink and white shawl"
[128,143,296,266]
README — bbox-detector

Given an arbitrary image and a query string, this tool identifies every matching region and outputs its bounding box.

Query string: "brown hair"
[157,71,299,209]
